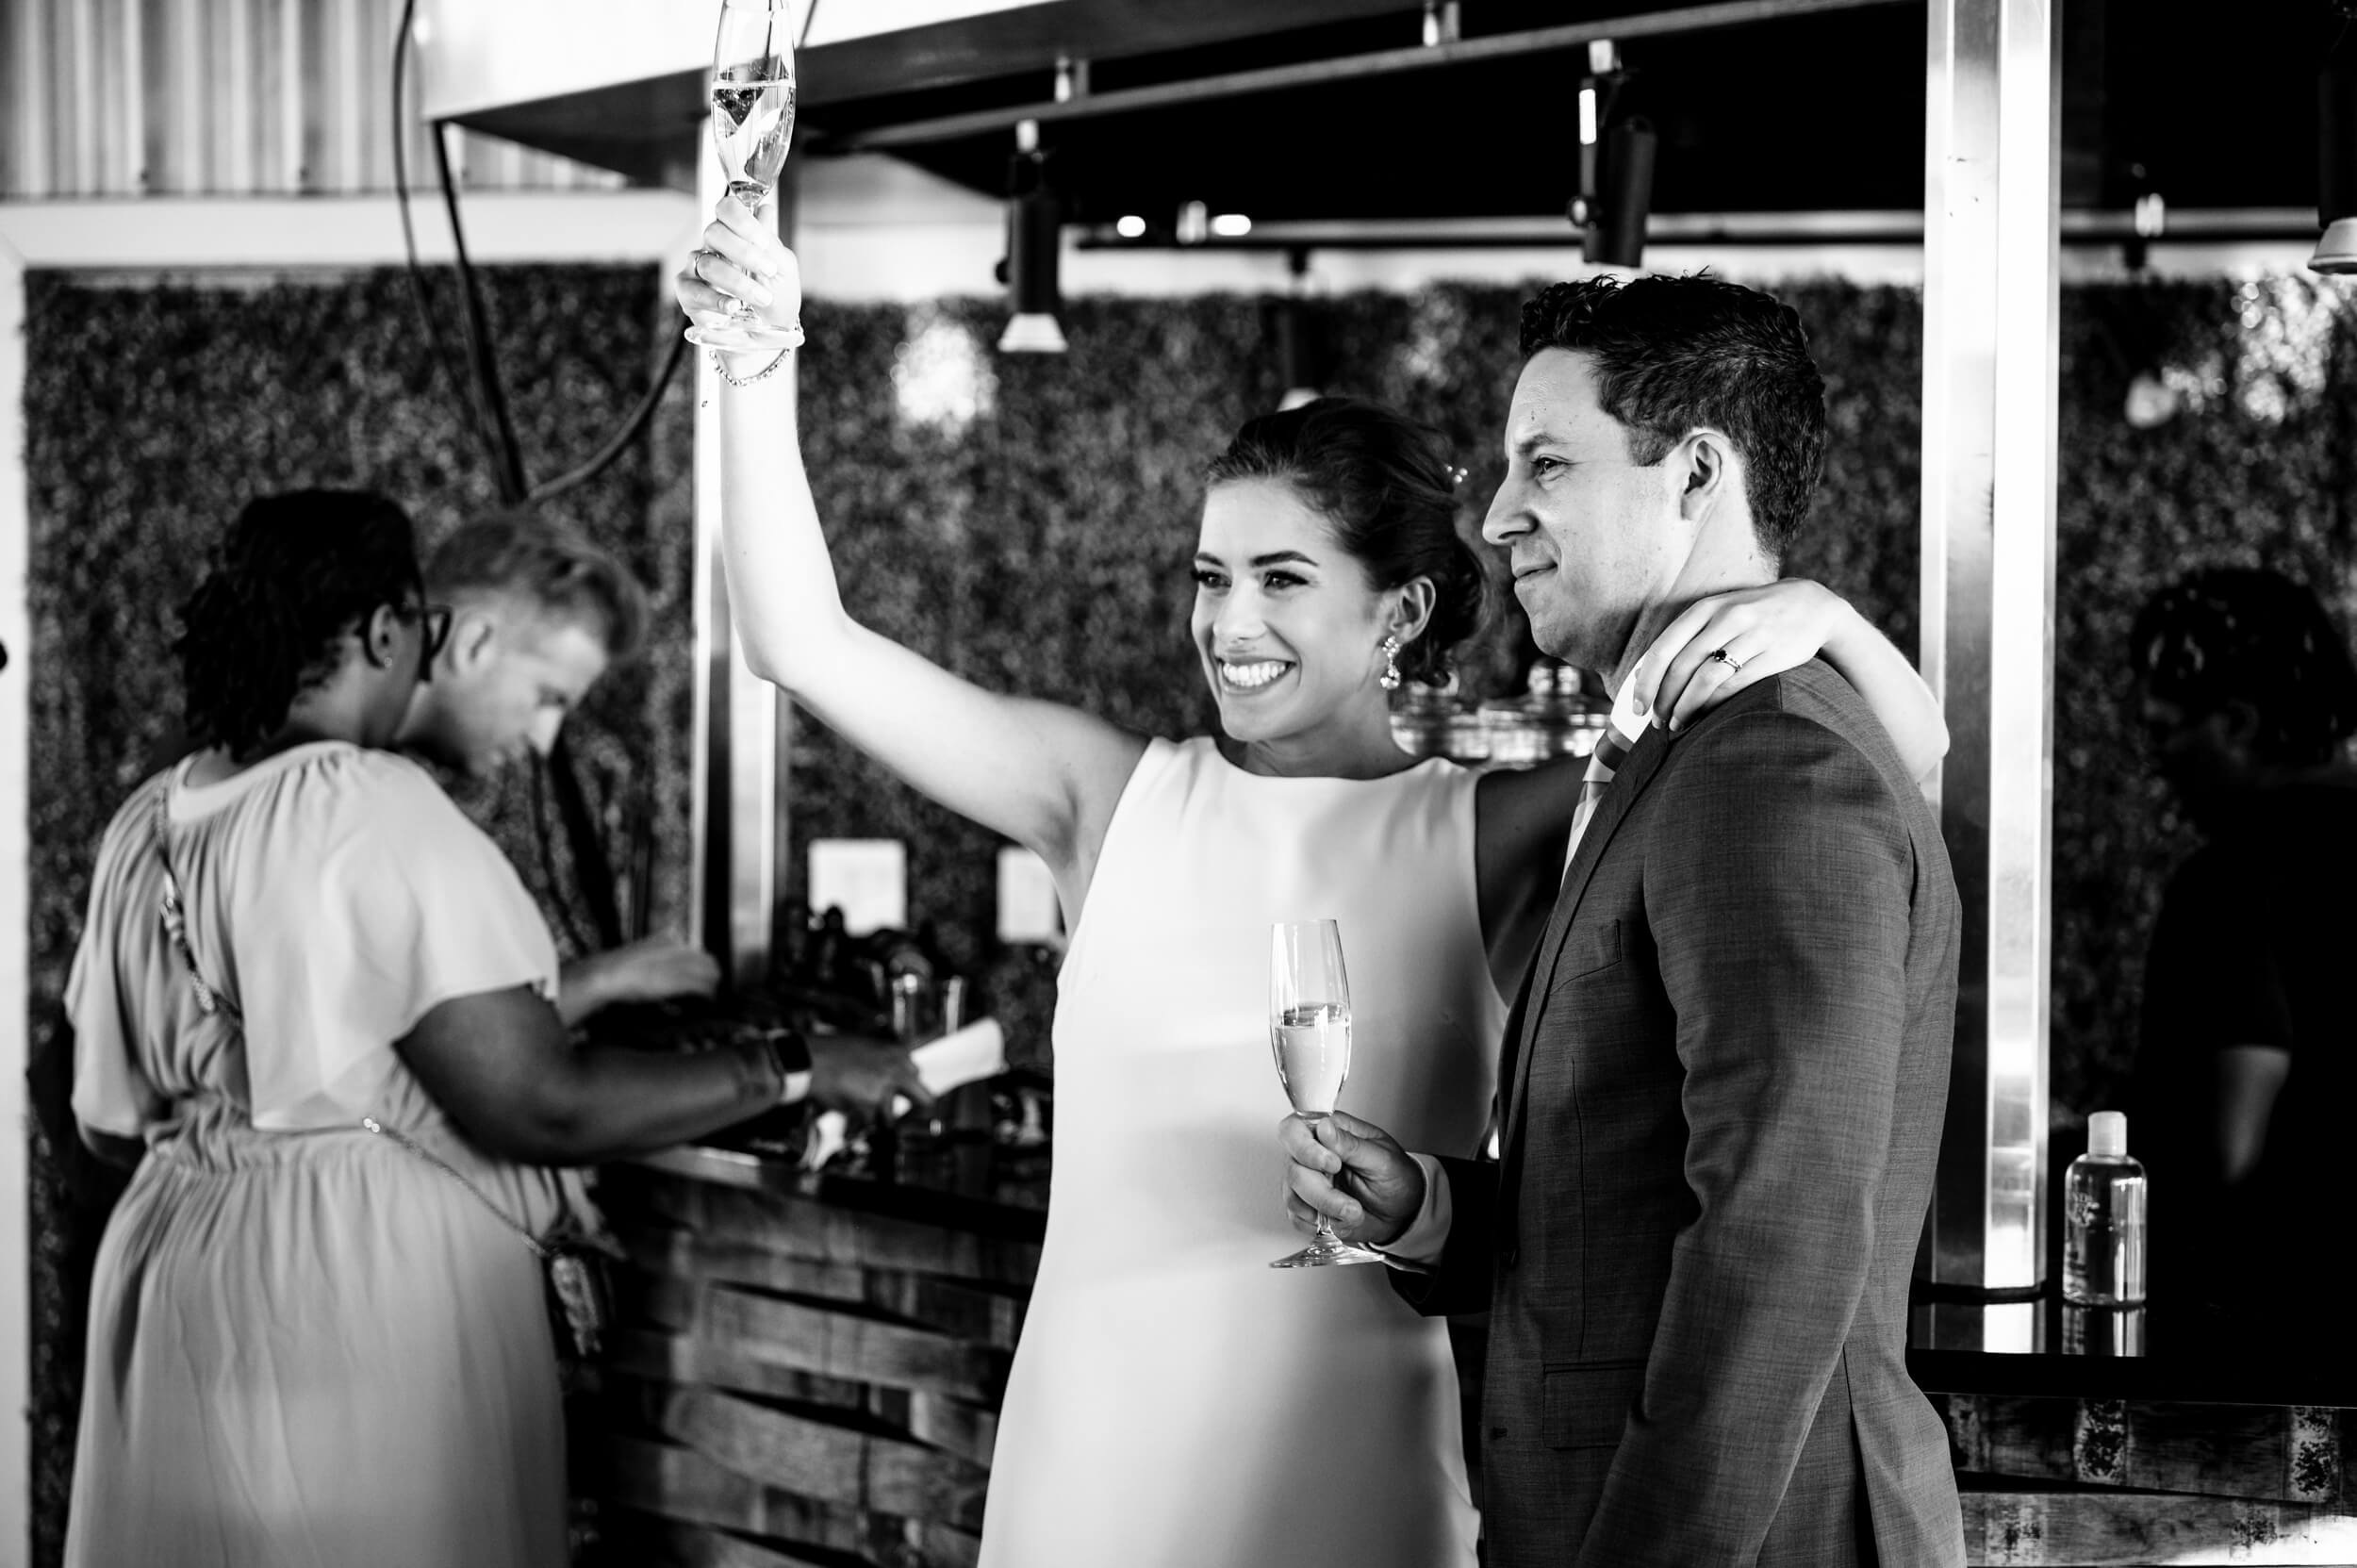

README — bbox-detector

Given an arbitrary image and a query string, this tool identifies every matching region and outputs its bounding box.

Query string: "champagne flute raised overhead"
[1270,919,1386,1268]
[687,0,801,354]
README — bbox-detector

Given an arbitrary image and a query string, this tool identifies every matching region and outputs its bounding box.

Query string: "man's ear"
[2213,698,2264,757]
[1676,429,1734,522]
[448,606,500,674]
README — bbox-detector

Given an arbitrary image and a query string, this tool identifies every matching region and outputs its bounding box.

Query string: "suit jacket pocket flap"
[1556,919,1624,982]
[1542,1361,1645,1450]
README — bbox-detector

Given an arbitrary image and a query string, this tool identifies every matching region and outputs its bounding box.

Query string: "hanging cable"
[391,0,506,486]
[430,124,532,503]
[529,331,691,503]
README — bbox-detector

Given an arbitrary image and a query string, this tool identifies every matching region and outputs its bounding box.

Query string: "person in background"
[64,489,926,1568]
[2128,567,2357,1314]
[400,510,720,1026]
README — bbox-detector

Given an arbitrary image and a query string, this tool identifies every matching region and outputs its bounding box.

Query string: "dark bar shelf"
[1904,1287,2357,1565]
[1909,1290,2357,1408]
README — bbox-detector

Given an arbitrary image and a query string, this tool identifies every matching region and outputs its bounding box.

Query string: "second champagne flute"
[1270,919,1386,1268]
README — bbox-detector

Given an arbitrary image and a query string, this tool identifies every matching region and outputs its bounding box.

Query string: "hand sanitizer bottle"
[2064,1111,2148,1306]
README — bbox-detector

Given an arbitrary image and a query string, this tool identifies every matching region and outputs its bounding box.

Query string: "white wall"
[0,221,32,1568]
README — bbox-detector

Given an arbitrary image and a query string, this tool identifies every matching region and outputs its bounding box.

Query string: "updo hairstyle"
[1204,396,1487,686]
[176,489,424,756]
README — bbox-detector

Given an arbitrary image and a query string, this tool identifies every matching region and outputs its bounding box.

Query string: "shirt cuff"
[780,1069,813,1106]
[1380,1152,1454,1267]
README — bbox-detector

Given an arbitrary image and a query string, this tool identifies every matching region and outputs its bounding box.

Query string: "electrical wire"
[391,0,506,487]
[528,330,691,503]
[430,123,532,504]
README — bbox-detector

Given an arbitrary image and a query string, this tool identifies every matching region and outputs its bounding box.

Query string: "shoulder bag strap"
[151,781,243,1024]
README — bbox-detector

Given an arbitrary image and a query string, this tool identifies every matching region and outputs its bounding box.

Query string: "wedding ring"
[1708,647,1746,674]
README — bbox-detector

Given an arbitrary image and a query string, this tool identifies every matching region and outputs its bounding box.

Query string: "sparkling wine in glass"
[686,0,802,354]
[1270,919,1386,1268]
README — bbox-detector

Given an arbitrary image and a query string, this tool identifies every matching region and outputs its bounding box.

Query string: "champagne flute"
[686,0,801,354]
[1270,919,1386,1268]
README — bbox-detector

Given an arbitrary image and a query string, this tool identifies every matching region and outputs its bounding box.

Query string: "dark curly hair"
[1519,274,1827,558]
[1204,397,1487,686]
[2132,568,2357,768]
[176,490,424,756]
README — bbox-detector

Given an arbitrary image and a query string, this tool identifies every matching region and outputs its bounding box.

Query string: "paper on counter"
[803,1018,1009,1170]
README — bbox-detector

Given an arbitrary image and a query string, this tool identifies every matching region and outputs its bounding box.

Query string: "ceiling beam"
[814,0,1916,155]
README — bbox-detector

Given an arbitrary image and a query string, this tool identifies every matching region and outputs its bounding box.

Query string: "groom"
[1282,276,1966,1566]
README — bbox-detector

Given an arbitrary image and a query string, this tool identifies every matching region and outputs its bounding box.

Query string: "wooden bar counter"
[1909,1296,2357,1566]
[584,1119,1047,1568]
[579,1110,2356,1568]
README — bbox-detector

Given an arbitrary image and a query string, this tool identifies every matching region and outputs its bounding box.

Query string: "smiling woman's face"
[1191,478,1393,748]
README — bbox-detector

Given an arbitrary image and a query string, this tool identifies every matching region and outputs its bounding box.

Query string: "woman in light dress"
[676,205,1947,1567]
[62,490,918,1568]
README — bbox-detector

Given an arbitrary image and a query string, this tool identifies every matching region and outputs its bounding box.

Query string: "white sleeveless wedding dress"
[979,737,1501,1568]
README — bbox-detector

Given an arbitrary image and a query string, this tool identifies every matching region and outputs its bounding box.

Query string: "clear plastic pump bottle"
[2064,1111,2148,1307]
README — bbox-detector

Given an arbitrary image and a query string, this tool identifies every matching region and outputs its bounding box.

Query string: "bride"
[675,199,1947,1567]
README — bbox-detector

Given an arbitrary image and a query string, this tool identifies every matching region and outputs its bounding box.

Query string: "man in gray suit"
[1282,275,1966,1566]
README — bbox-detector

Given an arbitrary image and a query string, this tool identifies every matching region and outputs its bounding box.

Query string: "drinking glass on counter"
[1269,919,1384,1268]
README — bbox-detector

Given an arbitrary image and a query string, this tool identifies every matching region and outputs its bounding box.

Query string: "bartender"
[2128,567,2357,1316]
[403,508,923,1115]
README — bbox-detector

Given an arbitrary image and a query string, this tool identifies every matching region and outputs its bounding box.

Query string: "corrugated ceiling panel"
[2,0,626,198]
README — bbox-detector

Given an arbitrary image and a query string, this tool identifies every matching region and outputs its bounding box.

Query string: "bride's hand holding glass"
[674,197,803,358]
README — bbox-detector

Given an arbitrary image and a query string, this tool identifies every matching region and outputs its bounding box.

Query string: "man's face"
[400,603,610,778]
[2140,691,2256,832]
[1482,348,1692,678]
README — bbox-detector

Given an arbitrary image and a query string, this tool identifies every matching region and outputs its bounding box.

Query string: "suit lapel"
[1500,723,1673,1147]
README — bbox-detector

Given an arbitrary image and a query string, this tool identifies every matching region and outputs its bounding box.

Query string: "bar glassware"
[1270,919,1385,1268]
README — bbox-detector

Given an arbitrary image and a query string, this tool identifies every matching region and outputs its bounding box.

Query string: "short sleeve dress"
[64,742,577,1568]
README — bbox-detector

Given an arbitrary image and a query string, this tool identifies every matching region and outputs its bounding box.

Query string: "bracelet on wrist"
[709,323,803,388]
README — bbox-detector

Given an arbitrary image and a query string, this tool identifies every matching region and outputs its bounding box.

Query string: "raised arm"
[677,200,1145,888]
[1627,580,1949,780]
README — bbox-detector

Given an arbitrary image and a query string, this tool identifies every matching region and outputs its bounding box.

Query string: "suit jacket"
[1398,661,1965,1567]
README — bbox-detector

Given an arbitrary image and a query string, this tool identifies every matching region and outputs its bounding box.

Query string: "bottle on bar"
[2064,1111,2148,1307]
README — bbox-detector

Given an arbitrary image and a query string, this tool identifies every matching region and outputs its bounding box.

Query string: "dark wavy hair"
[426,507,649,660]
[1519,274,1828,558]
[176,490,424,756]
[1204,397,1487,686]
[2132,568,2357,768]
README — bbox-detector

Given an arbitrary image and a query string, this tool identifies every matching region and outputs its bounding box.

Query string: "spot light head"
[2310,217,2357,274]
[1115,214,1146,239]
[1211,213,1253,239]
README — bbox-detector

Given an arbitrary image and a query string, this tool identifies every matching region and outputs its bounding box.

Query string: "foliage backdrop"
[21,265,2357,1563]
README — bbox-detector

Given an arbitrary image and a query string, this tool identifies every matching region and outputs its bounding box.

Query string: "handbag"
[360,1115,617,1362]
[150,782,616,1364]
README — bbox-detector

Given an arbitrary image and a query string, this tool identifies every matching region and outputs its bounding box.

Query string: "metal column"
[1920,0,2060,1296]
[689,153,793,987]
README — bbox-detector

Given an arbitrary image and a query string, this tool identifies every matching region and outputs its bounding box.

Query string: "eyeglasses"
[420,603,454,663]
[398,602,454,667]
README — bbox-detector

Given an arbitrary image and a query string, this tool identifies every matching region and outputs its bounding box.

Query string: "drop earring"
[1379,635,1402,692]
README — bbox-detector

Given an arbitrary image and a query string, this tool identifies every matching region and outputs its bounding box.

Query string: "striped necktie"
[1563,722,1636,878]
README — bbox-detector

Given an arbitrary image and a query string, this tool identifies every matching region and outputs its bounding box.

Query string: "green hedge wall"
[21,264,2357,1564]
[20,266,699,1567]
